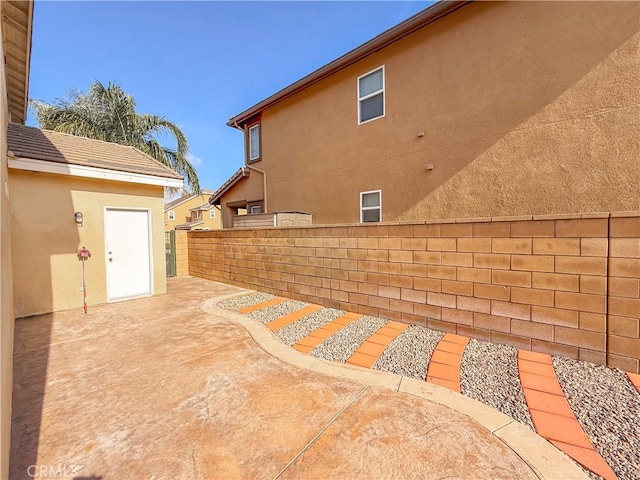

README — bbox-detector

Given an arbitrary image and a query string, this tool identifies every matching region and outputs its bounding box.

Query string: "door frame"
[104,206,154,302]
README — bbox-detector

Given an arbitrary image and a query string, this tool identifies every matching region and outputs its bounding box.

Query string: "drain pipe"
[605,213,611,367]
[231,119,268,212]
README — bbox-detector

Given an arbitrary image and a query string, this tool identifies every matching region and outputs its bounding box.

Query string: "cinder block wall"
[187,213,640,372]
[175,230,189,276]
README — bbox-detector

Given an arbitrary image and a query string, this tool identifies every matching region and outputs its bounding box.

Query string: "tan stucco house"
[164,189,221,231]
[214,1,639,227]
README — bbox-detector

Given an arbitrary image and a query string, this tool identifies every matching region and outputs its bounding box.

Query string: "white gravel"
[460,339,534,430]
[310,316,387,363]
[247,300,310,324]
[217,292,276,311]
[274,308,345,346]
[373,325,443,380]
[553,357,640,480]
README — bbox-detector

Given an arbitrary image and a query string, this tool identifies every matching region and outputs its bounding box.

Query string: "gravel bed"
[460,339,534,430]
[553,357,640,480]
[310,316,387,363]
[217,292,276,311]
[274,308,345,346]
[373,325,444,380]
[247,300,310,325]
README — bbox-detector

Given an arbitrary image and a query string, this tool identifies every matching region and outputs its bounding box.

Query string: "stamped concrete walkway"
[10,276,585,479]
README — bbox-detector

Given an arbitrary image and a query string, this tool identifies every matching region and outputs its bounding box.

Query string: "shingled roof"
[7,123,183,180]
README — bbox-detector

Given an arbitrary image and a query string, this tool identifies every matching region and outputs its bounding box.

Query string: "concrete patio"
[10,276,584,479]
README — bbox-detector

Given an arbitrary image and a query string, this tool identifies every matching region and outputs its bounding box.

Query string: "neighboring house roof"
[227,1,469,129]
[175,219,204,230]
[165,189,214,210]
[209,167,250,205]
[7,124,183,182]
[189,203,215,212]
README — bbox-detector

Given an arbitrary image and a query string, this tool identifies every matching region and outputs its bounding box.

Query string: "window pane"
[360,93,384,122]
[249,124,260,160]
[362,209,381,223]
[359,69,383,98]
[362,192,380,208]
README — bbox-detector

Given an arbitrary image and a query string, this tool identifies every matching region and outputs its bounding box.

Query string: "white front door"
[105,208,152,301]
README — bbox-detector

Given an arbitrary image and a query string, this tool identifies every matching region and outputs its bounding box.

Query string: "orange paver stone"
[293,313,363,354]
[346,322,408,368]
[425,333,470,393]
[266,304,323,331]
[517,351,617,480]
[237,297,287,314]
[627,372,640,394]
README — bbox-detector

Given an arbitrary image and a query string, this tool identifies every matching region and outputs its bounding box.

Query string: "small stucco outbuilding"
[7,123,184,318]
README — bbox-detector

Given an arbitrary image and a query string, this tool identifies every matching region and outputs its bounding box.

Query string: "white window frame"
[360,190,382,223]
[209,209,216,219]
[357,65,385,125]
[248,123,260,161]
[167,211,175,221]
[250,205,261,215]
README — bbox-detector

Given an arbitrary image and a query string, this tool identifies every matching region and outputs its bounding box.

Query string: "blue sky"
[28,1,432,192]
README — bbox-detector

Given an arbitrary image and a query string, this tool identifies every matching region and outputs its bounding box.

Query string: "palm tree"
[30,81,200,193]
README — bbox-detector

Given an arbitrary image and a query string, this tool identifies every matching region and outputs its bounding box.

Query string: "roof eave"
[226,1,470,128]
[209,167,250,205]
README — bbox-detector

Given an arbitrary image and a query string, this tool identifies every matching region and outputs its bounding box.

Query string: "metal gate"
[165,230,176,277]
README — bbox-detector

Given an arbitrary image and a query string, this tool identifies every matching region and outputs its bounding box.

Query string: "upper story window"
[167,211,175,221]
[191,210,201,222]
[248,122,261,162]
[209,209,216,219]
[358,66,385,124]
[249,205,261,215]
[360,190,382,223]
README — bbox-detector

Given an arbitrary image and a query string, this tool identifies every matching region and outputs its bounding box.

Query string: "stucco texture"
[242,1,639,225]
[9,170,166,318]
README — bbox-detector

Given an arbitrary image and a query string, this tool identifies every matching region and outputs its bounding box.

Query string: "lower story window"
[360,190,381,223]
[249,205,262,215]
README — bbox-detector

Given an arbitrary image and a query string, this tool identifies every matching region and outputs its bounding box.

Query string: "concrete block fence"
[182,213,640,373]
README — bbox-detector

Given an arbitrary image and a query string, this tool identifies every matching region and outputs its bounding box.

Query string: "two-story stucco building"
[164,189,221,231]
[212,1,639,227]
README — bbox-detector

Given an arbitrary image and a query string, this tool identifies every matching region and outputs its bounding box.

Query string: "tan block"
[388,225,413,237]
[339,237,357,249]
[474,221,510,237]
[347,249,367,261]
[366,249,389,262]
[358,283,378,296]
[580,275,608,295]
[608,335,640,358]
[533,238,580,256]
[340,259,358,271]
[331,289,349,302]
[378,308,402,322]
[456,325,491,341]
[531,339,578,360]
[556,218,608,238]
[367,272,389,286]
[389,250,413,263]
[609,297,640,318]
[412,223,441,238]
[389,275,413,289]
[401,313,427,327]
[554,327,605,351]
[365,224,389,237]
[578,312,605,333]
[357,260,379,273]
[608,315,639,338]
[441,222,473,237]
[457,267,491,284]
[610,238,640,258]
[379,237,402,250]
[389,299,414,315]
[511,255,554,273]
[368,294,390,310]
[491,331,532,350]
[427,265,457,280]
[580,238,608,257]
[427,292,456,308]
[339,280,359,293]
[578,349,606,365]
[378,285,400,300]
[348,292,369,306]
[609,278,639,298]
[474,253,510,270]
[413,251,441,265]
[555,291,606,314]
[610,217,640,238]
[457,237,491,253]
[531,306,578,328]
[401,288,427,304]
[427,238,457,252]
[555,256,607,276]
[414,303,442,320]
[511,287,554,307]
[610,258,640,278]
[442,252,473,267]
[491,300,530,320]
[441,307,474,326]
[413,277,442,292]
[457,296,491,314]
[511,319,553,341]
[607,354,639,374]
[474,283,510,301]
[441,280,473,296]
[510,220,554,238]
[427,318,457,334]
[401,263,427,277]
[492,238,532,254]
[473,312,511,333]
[491,270,531,288]
[401,237,427,251]
[379,262,401,275]
[532,272,579,292]
[357,237,379,249]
